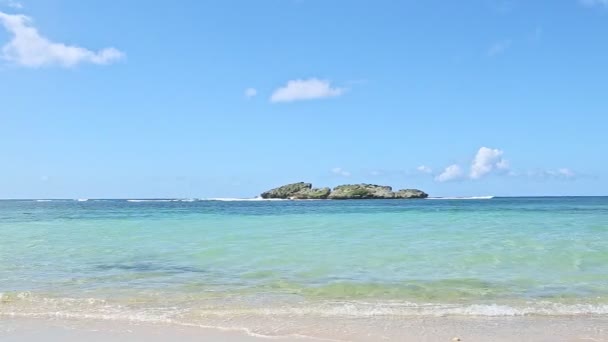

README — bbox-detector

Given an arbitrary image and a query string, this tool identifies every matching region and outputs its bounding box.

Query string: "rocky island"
[260,182,428,200]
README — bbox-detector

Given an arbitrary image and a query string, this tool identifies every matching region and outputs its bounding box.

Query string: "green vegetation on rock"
[293,187,332,199]
[260,182,312,199]
[328,184,394,199]
[394,189,428,199]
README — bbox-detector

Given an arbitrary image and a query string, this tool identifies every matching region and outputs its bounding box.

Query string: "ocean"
[1,197,607,337]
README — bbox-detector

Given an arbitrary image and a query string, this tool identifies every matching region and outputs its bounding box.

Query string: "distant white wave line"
[34,199,53,202]
[126,199,195,202]
[76,199,89,202]
[203,196,495,201]
[426,196,495,200]
[204,197,289,202]
[127,199,173,202]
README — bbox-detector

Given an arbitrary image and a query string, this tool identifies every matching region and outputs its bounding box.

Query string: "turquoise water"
[1,197,607,324]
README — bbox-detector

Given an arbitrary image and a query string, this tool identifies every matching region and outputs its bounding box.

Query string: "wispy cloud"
[270,78,345,103]
[417,165,433,174]
[541,168,578,179]
[555,168,576,178]
[488,0,514,13]
[4,0,23,9]
[530,27,543,42]
[244,87,257,99]
[331,167,351,177]
[580,0,608,7]
[365,167,434,178]
[435,164,464,182]
[510,168,581,180]
[0,11,124,68]
[486,40,512,57]
[487,27,542,58]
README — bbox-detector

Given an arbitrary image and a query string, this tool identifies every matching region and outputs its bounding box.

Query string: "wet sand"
[1,316,607,341]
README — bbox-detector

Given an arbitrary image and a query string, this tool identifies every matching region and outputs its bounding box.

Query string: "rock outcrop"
[292,187,331,199]
[394,189,428,199]
[260,182,428,199]
[328,184,394,199]
[260,182,331,199]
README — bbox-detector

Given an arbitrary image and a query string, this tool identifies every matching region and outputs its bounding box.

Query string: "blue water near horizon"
[1,197,607,325]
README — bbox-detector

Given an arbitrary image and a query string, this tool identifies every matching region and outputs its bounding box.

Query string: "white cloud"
[244,87,257,99]
[331,167,351,177]
[270,78,345,103]
[580,0,608,7]
[0,11,124,68]
[435,164,464,182]
[432,147,584,183]
[486,40,512,57]
[417,165,433,174]
[470,147,509,179]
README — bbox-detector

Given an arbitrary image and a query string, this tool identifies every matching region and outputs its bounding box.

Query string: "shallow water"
[1,197,607,334]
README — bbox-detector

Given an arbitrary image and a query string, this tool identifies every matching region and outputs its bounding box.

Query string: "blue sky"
[1,0,607,198]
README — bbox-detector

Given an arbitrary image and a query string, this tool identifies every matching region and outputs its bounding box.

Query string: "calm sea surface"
[1,197,607,332]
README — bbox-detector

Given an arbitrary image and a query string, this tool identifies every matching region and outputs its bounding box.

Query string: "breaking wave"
[2,292,607,318]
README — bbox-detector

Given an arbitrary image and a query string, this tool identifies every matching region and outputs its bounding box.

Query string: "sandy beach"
[2,316,607,341]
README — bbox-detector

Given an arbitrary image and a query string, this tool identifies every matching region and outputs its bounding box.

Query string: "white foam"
[34,199,52,202]
[126,199,175,202]
[426,196,495,200]
[178,300,608,317]
[204,197,289,202]
[3,293,607,320]
[76,199,89,202]
[126,199,204,202]
[2,296,608,342]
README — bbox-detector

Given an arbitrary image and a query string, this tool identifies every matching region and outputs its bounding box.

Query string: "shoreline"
[1,315,607,341]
